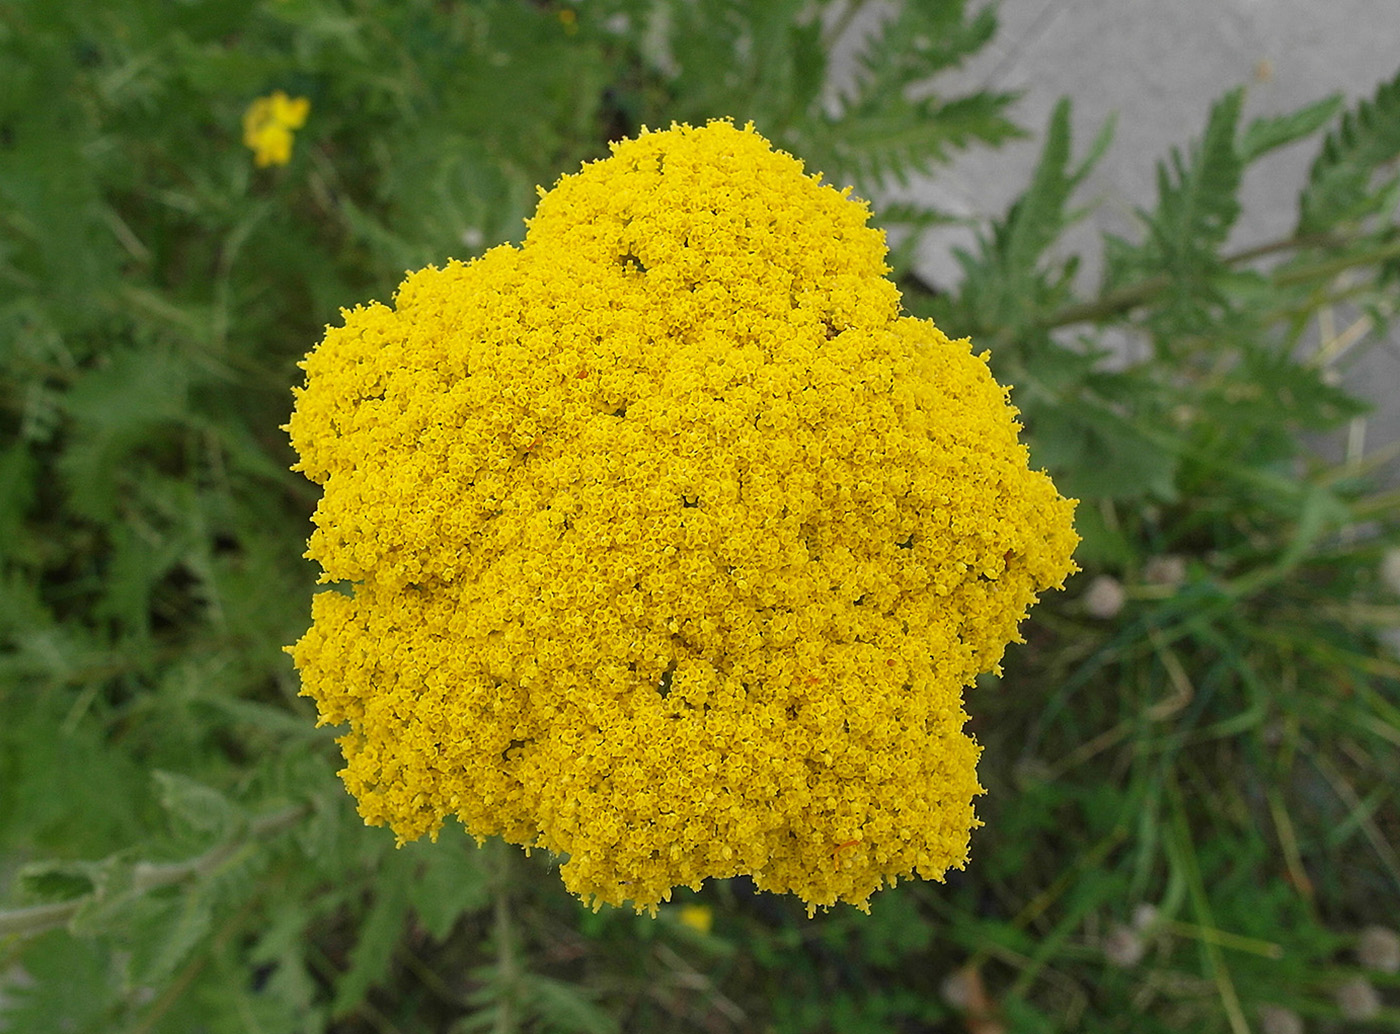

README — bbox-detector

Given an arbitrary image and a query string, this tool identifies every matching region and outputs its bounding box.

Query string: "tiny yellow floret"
[287,120,1078,915]
[243,90,310,168]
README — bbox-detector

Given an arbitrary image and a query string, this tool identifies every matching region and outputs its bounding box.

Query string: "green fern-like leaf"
[803,90,1022,192]
[846,0,998,107]
[1021,377,1181,503]
[938,98,1110,338]
[1000,99,1112,286]
[332,871,412,1015]
[790,0,1019,192]
[657,0,826,132]
[404,829,491,941]
[1299,67,1400,232]
[57,347,192,523]
[1147,86,1245,271]
[2,936,113,1034]
[1097,87,1248,339]
[522,974,621,1034]
[874,199,961,279]
[1239,93,1343,163]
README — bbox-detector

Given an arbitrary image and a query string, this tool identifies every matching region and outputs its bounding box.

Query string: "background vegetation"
[2,0,1398,1031]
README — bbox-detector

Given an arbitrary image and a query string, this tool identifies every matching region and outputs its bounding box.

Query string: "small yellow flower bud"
[676,904,713,934]
[242,90,310,168]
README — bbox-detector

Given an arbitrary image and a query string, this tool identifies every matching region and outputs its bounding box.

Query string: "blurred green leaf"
[1300,67,1400,231]
[1029,401,1179,502]
[948,97,1113,339]
[331,863,412,1015]
[152,770,242,842]
[405,830,492,941]
[0,932,115,1034]
[521,973,621,1034]
[1240,93,1344,163]
[1140,86,1245,282]
[16,860,99,904]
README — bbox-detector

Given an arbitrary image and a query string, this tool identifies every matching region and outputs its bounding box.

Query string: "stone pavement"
[851,0,1400,482]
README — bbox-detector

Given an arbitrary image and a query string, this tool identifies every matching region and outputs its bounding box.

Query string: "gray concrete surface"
[846,0,1400,483]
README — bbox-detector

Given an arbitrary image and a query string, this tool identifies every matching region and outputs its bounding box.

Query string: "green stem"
[491,839,520,1034]
[0,804,308,941]
[0,902,80,939]
[1269,236,1400,286]
[1167,775,1252,1034]
[1040,274,1169,330]
[1039,230,1395,331]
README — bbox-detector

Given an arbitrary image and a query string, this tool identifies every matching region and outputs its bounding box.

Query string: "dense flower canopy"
[287,120,1078,914]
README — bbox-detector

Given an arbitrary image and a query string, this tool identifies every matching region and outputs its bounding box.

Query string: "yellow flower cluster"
[242,90,310,168]
[287,121,1078,915]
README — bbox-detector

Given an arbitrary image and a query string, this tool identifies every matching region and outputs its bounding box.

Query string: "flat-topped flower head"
[287,120,1078,915]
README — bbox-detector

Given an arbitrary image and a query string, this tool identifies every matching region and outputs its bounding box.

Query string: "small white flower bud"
[1257,1004,1304,1034]
[1383,549,1400,596]
[1379,626,1400,661]
[1013,757,1052,788]
[1131,903,1159,931]
[1083,575,1126,619]
[1143,555,1187,589]
[1103,923,1146,967]
[1335,976,1381,1021]
[1358,925,1400,973]
[940,969,976,1010]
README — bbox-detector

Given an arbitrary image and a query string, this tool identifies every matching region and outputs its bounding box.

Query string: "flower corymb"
[287,120,1078,915]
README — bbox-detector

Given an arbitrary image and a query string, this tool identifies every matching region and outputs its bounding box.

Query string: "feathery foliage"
[1300,67,1400,232]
